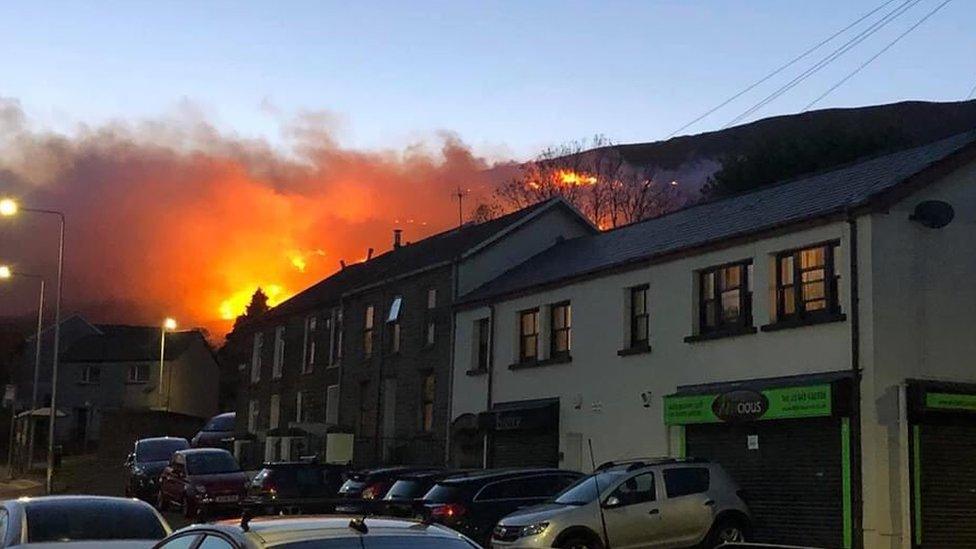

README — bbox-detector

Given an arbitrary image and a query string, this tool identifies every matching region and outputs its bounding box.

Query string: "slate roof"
[461,131,976,304]
[62,325,206,363]
[260,197,582,321]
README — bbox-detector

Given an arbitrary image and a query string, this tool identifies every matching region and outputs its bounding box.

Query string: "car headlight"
[194,485,207,495]
[519,522,549,538]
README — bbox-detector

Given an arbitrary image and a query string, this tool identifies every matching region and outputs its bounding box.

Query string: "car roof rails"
[595,456,708,471]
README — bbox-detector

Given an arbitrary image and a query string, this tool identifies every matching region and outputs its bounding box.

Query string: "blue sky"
[1,0,973,159]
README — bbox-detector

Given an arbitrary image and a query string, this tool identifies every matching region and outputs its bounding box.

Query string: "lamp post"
[159,318,177,411]
[0,267,46,474]
[1,198,65,495]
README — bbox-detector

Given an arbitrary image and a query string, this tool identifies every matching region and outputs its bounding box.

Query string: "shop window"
[550,302,571,359]
[420,374,436,432]
[629,285,649,348]
[519,308,540,362]
[776,242,840,321]
[663,467,710,498]
[698,261,753,333]
[363,305,375,358]
[608,472,656,506]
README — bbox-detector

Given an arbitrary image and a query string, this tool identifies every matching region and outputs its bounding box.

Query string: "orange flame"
[557,170,598,186]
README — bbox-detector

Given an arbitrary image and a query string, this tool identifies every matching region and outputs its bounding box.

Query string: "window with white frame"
[302,315,317,374]
[251,333,263,383]
[325,384,339,424]
[269,394,280,429]
[248,399,259,432]
[127,364,149,383]
[272,326,285,379]
[80,366,100,384]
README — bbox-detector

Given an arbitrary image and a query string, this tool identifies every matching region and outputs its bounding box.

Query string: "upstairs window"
[301,315,317,374]
[248,399,259,433]
[127,364,149,384]
[272,326,285,379]
[519,309,540,362]
[550,302,571,358]
[776,243,840,321]
[427,288,437,309]
[420,374,436,432]
[476,318,490,371]
[269,394,280,429]
[629,285,649,348]
[333,308,344,363]
[81,366,100,384]
[699,261,753,333]
[363,305,375,357]
[250,333,263,383]
[425,320,436,347]
[387,297,402,354]
[295,391,306,423]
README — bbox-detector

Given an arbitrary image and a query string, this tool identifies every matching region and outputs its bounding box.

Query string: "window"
[363,305,375,357]
[420,374,435,432]
[608,472,656,506]
[475,318,490,371]
[127,364,149,383]
[325,384,339,424]
[699,261,753,333]
[629,285,649,347]
[248,399,259,432]
[332,307,344,364]
[519,309,540,362]
[663,467,710,498]
[269,394,280,429]
[156,534,200,549]
[776,243,840,321]
[427,288,437,309]
[425,320,436,347]
[197,536,235,549]
[80,366,100,384]
[272,326,285,379]
[301,315,317,374]
[476,474,576,500]
[388,296,402,322]
[550,302,571,358]
[251,333,263,383]
[295,391,306,423]
[389,322,401,354]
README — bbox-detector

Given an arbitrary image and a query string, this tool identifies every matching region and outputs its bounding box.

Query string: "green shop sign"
[925,392,976,412]
[664,384,832,425]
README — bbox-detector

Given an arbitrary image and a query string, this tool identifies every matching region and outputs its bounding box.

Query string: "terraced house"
[451,132,976,549]
[233,197,594,467]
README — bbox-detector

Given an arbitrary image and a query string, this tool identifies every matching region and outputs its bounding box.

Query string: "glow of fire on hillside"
[556,170,598,186]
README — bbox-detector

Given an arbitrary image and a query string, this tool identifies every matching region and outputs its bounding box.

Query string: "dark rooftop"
[62,325,207,363]
[461,131,976,304]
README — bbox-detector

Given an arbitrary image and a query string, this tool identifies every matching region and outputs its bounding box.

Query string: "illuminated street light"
[0,201,65,495]
[159,318,178,410]
[0,199,17,217]
[0,266,10,279]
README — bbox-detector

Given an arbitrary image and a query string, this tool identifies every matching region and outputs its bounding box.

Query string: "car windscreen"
[185,452,240,475]
[136,439,189,463]
[340,479,366,494]
[554,470,629,505]
[422,483,466,503]
[384,479,428,500]
[202,415,234,432]
[26,500,168,542]
[275,536,477,549]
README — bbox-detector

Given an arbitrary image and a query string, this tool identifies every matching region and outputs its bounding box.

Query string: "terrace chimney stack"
[367,247,374,261]
[393,229,403,249]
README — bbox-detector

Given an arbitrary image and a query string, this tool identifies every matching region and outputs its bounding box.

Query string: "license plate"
[216,495,239,503]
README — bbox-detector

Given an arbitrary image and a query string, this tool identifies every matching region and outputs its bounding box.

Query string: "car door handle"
[704,500,715,507]
[648,509,660,516]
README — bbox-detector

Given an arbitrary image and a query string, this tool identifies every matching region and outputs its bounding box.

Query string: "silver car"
[491,459,751,549]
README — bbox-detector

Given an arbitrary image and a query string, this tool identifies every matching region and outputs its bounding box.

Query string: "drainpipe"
[445,261,460,466]
[484,303,496,468]
[847,213,863,549]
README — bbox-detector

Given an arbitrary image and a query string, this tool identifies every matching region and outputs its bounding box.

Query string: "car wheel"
[559,536,600,549]
[705,517,747,548]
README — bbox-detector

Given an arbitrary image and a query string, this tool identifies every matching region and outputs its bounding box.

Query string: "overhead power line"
[723,0,922,128]
[804,0,954,111]
[666,0,898,138]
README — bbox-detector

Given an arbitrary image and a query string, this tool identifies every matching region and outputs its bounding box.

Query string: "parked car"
[381,469,475,516]
[336,466,442,513]
[124,437,190,502]
[0,495,170,548]
[150,515,479,549]
[245,460,348,514]
[157,448,248,521]
[421,468,584,546]
[492,458,751,549]
[191,412,235,450]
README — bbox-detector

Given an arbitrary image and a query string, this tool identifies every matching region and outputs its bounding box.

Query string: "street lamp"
[0,267,45,475]
[159,318,177,410]
[0,198,65,495]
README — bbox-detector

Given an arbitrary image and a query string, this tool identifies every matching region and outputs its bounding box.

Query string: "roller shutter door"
[491,429,558,468]
[916,423,976,547]
[686,417,843,548]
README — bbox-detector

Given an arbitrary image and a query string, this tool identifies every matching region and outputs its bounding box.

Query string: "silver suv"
[491,458,751,549]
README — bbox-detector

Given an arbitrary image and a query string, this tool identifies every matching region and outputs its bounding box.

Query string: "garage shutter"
[686,417,843,548]
[491,429,558,468]
[917,424,976,547]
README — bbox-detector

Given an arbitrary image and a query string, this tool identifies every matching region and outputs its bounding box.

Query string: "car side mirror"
[603,496,621,509]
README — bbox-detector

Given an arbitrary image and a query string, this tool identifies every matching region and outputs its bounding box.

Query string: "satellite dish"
[910,200,954,229]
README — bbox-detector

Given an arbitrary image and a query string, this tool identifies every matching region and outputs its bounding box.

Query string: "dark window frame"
[363,305,375,358]
[629,285,649,348]
[549,301,572,359]
[518,308,540,363]
[775,241,841,321]
[698,260,753,334]
[420,373,435,433]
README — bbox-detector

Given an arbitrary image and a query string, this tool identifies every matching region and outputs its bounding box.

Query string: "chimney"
[393,229,403,249]
[340,260,346,270]
[367,247,374,261]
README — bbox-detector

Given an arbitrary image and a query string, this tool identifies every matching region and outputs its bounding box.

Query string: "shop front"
[665,373,856,549]
[907,380,976,548]
[479,398,559,468]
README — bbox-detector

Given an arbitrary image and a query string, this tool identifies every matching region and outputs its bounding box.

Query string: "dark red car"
[157,448,247,520]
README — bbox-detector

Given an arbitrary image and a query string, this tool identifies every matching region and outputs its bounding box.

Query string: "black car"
[124,436,190,501]
[421,468,583,546]
[381,469,475,516]
[245,461,349,513]
[336,466,442,513]
[191,412,235,449]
